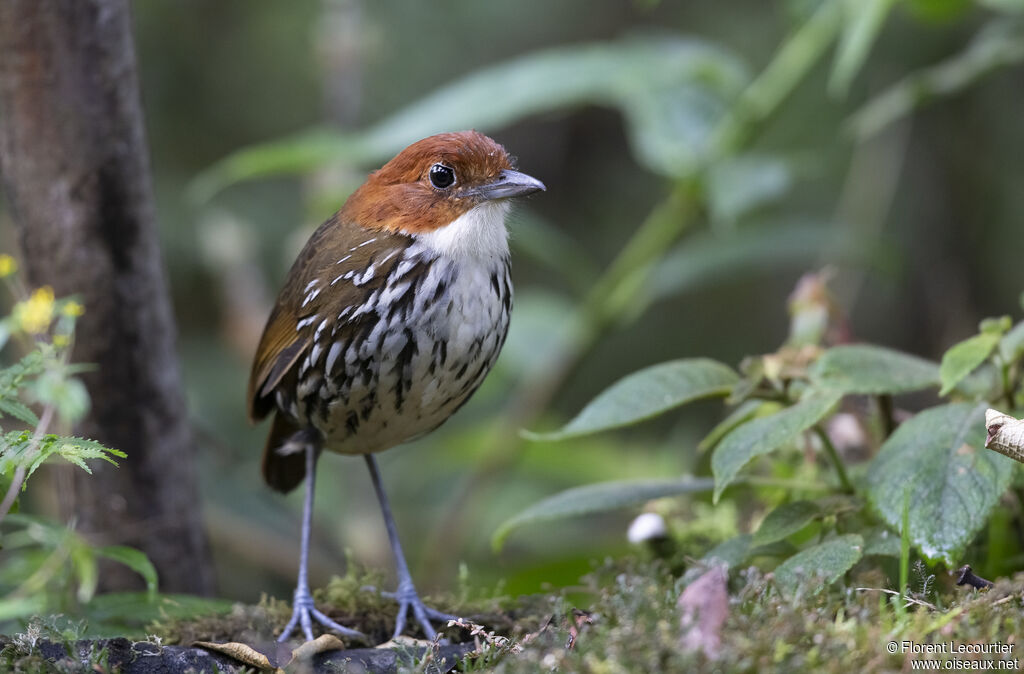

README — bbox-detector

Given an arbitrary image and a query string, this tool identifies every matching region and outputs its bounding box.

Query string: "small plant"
[0,254,156,629]
[498,270,1024,596]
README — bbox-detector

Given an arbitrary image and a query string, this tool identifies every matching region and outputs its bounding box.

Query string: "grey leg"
[278,441,363,643]
[364,454,457,640]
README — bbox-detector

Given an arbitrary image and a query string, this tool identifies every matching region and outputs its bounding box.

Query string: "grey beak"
[473,169,546,200]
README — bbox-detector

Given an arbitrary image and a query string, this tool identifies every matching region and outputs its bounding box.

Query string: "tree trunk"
[0,0,213,595]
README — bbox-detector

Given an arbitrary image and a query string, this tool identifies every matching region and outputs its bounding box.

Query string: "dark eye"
[429,163,456,189]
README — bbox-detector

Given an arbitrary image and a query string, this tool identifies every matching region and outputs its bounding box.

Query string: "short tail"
[261,413,312,493]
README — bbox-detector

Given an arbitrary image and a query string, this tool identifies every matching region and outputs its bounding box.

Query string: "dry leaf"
[193,640,276,670]
[193,634,346,673]
[985,408,1024,463]
[678,565,729,660]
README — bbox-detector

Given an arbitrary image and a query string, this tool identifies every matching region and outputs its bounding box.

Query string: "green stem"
[814,425,854,493]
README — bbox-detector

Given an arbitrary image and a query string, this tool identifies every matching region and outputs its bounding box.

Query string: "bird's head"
[340,130,545,261]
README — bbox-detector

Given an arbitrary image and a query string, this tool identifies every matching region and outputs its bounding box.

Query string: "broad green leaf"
[0,398,38,426]
[829,0,899,97]
[706,155,792,225]
[809,344,939,395]
[492,477,714,550]
[98,546,159,594]
[697,399,769,454]
[525,359,738,441]
[683,534,752,584]
[999,320,1024,361]
[866,403,1014,565]
[773,534,864,597]
[862,527,901,558]
[752,500,820,546]
[192,36,748,201]
[712,390,842,502]
[939,333,1000,395]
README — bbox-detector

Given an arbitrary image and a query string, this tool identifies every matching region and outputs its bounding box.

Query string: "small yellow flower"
[0,254,17,278]
[15,286,56,334]
[62,300,84,317]
[52,334,70,347]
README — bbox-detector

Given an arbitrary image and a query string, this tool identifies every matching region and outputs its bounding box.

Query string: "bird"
[247,130,545,643]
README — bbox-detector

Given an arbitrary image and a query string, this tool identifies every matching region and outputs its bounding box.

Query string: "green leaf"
[0,398,38,426]
[191,36,748,201]
[773,534,864,597]
[866,402,1013,565]
[939,332,1000,396]
[829,0,899,97]
[998,320,1024,361]
[97,546,159,594]
[525,359,738,441]
[862,526,901,558]
[752,500,821,546]
[698,399,768,453]
[706,155,792,225]
[712,390,842,502]
[491,477,714,551]
[683,534,752,584]
[809,344,940,395]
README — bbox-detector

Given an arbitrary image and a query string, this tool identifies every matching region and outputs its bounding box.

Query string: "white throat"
[415,200,511,264]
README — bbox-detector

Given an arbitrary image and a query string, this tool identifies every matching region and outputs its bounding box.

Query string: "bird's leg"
[278,437,363,643]
[364,454,458,641]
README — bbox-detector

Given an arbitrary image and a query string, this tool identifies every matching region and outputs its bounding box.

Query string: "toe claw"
[278,590,364,643]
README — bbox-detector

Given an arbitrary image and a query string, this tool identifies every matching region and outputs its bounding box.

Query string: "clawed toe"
[278,589,364,643]
[364,583,460,640]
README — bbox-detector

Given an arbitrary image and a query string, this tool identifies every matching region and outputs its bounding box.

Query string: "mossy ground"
[4,558,1023,672]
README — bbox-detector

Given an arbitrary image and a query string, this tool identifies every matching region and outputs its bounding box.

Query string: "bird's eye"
[428,163,456,189]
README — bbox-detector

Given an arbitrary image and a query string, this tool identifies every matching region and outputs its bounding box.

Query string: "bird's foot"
[278,585,364,643]
[363,582,458,641]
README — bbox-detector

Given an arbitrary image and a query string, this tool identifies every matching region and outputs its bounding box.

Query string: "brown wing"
[247,213,413,422]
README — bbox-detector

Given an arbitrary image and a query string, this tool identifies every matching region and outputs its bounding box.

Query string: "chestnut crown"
[340,130,544,235]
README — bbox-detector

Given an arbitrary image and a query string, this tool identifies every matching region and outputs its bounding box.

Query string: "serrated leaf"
[712,390,841,502]
[939,333,1000,395]
[98,545,158,593]
[809,344,940,394]
[773,534,863,597]
[752,500,821,546]
[525,359,738,441]
[866,402,1013,565]
[0,398,38,426]
[492,477,714,550]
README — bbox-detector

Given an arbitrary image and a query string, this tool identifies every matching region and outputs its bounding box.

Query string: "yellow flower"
[62,300,84,317]
[0,254,17,278]
[15,286,56,334]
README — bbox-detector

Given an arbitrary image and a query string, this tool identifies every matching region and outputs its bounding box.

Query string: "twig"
[854,587,937,610]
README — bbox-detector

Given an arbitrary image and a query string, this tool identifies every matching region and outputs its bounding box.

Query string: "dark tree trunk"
[0,0,213,595]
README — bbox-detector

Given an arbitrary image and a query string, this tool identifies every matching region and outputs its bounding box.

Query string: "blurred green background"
[8,0,1024,604]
